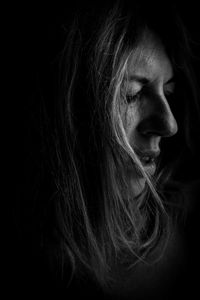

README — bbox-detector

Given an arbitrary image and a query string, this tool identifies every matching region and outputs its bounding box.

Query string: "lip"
[134,148,160,159]
[134,148,160,176]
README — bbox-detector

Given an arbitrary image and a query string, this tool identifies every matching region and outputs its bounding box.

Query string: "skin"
[120,31,178,197]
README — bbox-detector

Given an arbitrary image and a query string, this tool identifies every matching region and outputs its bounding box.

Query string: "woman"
[20,1,200,299]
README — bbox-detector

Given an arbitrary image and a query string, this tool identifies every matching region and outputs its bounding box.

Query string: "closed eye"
[126,91,141,104]
[164,80,175,98]
[164,90,174,97]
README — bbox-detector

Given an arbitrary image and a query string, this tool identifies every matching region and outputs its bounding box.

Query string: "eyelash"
[126,92,141,104]
[125,89,174,104]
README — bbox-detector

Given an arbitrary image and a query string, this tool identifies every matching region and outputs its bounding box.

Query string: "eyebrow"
[127,75,149,85]
[127,75,175,85]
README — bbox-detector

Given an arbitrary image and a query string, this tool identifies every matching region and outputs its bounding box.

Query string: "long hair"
[40,0,199,289]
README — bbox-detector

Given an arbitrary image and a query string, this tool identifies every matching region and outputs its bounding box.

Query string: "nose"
[137,95,178,138]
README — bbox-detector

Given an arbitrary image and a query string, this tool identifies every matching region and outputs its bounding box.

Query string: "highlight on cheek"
[124,101,138,135]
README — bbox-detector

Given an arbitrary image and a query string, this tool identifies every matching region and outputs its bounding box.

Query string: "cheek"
[120,103,146,197]
[121,103,140,141]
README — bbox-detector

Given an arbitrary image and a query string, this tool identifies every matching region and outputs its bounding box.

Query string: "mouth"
[134,149,160,176]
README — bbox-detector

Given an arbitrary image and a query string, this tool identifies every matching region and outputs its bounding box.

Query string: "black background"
[9,1,200,299]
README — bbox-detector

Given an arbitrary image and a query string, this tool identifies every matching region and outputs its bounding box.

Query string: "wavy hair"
[41,0,199,289]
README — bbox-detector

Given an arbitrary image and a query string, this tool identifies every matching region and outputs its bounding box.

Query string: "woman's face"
[120,33,178,196]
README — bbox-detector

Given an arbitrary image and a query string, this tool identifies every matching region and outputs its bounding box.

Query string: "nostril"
[137,114,178,138]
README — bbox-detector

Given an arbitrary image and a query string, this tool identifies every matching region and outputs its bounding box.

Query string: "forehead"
[127,33,173,82]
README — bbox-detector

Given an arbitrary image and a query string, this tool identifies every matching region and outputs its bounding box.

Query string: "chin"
[130,177,146,198]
